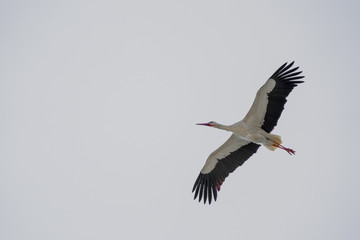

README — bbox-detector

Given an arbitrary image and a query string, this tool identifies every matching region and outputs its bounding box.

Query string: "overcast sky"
[1,0,360,239]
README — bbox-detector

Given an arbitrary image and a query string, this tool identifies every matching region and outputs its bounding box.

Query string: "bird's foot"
[283,147,295,155]
[273,143,296,155]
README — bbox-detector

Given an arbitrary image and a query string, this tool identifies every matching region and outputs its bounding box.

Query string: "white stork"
[193,61,304,204]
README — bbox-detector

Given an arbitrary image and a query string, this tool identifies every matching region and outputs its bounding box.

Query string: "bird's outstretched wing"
[243,61,304,132]
[192,134,260,204]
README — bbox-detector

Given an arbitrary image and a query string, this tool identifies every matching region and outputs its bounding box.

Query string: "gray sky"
[1,0,360,239]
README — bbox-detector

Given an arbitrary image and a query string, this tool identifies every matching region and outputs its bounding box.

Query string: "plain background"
[1,0,360,239]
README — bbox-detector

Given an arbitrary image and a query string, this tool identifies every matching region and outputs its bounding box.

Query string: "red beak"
[196,122,211,126]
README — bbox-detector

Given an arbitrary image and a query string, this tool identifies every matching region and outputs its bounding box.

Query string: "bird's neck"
[213,123,233,132]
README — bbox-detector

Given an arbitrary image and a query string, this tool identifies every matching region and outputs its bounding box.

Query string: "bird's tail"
[264,134,282,151]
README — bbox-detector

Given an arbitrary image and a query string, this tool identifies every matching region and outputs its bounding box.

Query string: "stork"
[192,61,304,204]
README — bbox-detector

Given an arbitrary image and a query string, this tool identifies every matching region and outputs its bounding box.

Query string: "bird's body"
[208,121,273,146]
[193,61,304,204]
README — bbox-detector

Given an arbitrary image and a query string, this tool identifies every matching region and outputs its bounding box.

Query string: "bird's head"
[196,121,217,127]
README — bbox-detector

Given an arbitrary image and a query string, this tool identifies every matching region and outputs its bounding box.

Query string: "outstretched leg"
[272,142,295,155]
[264,134,295,155]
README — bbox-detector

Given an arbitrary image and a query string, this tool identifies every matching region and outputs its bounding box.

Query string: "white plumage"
[193,61,304,204]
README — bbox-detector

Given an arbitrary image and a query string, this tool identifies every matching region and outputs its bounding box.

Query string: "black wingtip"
[270,61,304,82]
[192,173,217,205]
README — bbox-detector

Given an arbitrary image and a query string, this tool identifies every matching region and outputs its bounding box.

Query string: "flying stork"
[193,61,304,204]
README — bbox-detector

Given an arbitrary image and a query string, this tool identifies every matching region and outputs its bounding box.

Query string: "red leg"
[273,143,296,155]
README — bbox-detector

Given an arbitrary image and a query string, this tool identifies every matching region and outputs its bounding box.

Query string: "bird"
[192,61,304,204]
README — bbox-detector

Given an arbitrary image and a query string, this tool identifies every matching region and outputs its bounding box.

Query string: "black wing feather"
[192,142,260,204]
[261,61,304,133]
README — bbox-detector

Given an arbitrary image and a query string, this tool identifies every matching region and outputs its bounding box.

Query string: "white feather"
[201,134,251,174]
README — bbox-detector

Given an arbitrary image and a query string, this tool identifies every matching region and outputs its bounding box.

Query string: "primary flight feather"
[193,61,304,204]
